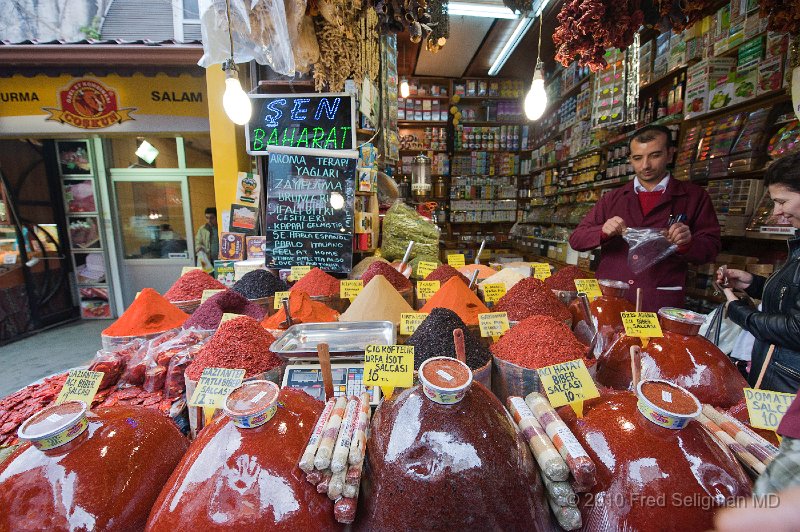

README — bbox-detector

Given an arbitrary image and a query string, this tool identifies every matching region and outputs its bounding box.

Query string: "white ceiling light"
[448,1,518,19]
[488,16,534,76]
[525,15,548,120]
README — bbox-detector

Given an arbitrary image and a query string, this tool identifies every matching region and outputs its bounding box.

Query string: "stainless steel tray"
[270,321,396,360]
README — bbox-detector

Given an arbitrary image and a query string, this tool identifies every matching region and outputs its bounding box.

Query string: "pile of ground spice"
[361,261,412,291]
[420,277,489,326]
[544,265,592,291]
[491,315,588,369]
[478,268,525,291]
[339,275,413,324]
[232,269,288,299]
[262,290,339,329]
[184,289,266,330]
[289,267,340,297]
[406,308,491,370]
[458,264,496,280]
[349,256,390,279]
[163,270,226,302]
[103,288,188,337]
[425,264,470,285]
[185,316,282,380]
[493,277,571,322]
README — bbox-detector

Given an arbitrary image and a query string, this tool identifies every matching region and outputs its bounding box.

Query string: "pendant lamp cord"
[226,0,235,61]
[536,14,542,68]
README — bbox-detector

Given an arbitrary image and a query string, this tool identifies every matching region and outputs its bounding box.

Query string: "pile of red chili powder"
[491,315,588,369]
[361,261,412,291]
[103,288,188,337]
[425,264,470,285]
[290,267,340,297]
[185,315,282,380]
[544,266,592,291]
[164,270,226,302]
[493,277,571,322]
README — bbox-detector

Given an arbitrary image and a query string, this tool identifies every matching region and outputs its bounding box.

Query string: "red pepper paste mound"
[103,288,188,337]
[290,267,341,297]
[545,265,591,291]
[559,391,751,532]
[493,277,571,323]
[357,382,552,531]
[727,400,781,447]
[361,261,412,292]
[0,405,188,531]
[184,288,266,330]
[424,264,470,285]
[164,269,226,302]
[185,316,282,380]
[491,315,589,369]
[569,286,634,351]
[147,388,340,531]
[597,331,747,408]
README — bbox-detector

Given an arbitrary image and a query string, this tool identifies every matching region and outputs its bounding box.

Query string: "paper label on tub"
[201,289,224,303]
[482,283,507,303]
[574,279,602,299]
[290,265,311,281]
[416,280,440,300]
[447,254,466,268]
[56,369,104,406]
[537,359,599,408]
[340,280,364,301]
[400,312,428,335]
[364,345,414,388]
[744,387,796,432]
[621,312,663,338]
[181,266,201,276]
[478,312,510,338]
[273,291,291,309]
[530,263,552,280]
[188,367,246,409]
[416,261,438,279]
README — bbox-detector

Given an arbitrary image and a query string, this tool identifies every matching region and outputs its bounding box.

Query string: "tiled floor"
[0,319,110,398]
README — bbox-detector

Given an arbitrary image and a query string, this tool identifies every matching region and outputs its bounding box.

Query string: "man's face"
[205,213,217,227]
[629,133,675,184]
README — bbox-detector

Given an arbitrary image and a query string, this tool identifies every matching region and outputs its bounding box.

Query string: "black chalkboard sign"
[265,151,356,273]
[246,93,356,155]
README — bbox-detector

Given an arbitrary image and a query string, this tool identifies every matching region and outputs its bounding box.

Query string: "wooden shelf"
[398,120,448,126]
[559,74,592,99]
[639,65,689,92]
[744,230,796,241]
[460,121,526,126]
[456,96,524,101]
[356,128,376,136]
[684,89,790,122]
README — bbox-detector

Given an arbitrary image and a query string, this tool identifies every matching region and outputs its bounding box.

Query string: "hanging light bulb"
[525,62,547,121]
[400,77,410,98]
[222,59,252,125]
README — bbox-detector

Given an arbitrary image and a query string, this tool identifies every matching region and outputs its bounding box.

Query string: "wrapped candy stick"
[697,412,765,475]
[299,398,336,472]
[704,405,778,465]
[328,469,346,500]
[348,392,372,466]
[314,396,347,471]
[331,396,360,473]
[507,396,569,481]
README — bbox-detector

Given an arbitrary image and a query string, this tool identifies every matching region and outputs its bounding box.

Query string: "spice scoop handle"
[468,270,479,289]
[474,240,486,264]
[453,328,466,364]
[318,342,334,400]
[280,297,293,327]
[630,345,642,389]
[397,240,414,272]
[635,288,643,313]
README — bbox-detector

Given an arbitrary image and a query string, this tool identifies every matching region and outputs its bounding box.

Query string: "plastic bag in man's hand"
[623,227,677,274]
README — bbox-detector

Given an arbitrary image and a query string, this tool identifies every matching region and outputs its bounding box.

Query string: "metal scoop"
[279,297,293,328]
[575,292,599,357]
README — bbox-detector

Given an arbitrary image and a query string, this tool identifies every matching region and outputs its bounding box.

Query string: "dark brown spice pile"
[406,308,490,370]
[232,269,287,299]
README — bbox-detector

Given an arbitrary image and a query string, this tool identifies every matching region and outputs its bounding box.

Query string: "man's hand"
[666,222,691,248]
[602,216,627,238]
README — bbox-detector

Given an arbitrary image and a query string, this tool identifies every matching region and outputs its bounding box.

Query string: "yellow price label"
[537,359,599,415]
[135,291,141,299]
[188,367,246,409]
[447,254,466,267]
[416,280,441,300]
[400,312,428,335]
[273,291,291,309]
[220,313,240,324]
[744,387,796,432]
[416,261,438,279]
[482,283,507,303]
[621,312,663,338]
[201,289,224,303]
[478,312,510,339]
[364,345,414,388]
[574,279,602,300]
[531,263,552,280]
[340,280,364,301]
[234,263,263,281]
[56,369,104,406]
[181,266,202,276]
[290,265,311,281]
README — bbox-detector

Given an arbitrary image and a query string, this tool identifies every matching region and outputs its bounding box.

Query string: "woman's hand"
[723,287,739,303]
[718,268,753,290]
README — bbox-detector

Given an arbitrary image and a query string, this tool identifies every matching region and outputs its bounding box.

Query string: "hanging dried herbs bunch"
[371,0,434,43]
[653,0,717,31]
[502,0,533,15]
[759,0,800,33]
[553,0,643,71]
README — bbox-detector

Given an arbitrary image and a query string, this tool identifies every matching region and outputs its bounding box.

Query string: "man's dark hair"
[205,207,217,215]
[629,124,674,148]
[765,151,800,193]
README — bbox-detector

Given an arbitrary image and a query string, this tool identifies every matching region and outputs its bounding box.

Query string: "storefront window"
[109,137,179,169]
[183,135,213,168]
[114,180,189,259]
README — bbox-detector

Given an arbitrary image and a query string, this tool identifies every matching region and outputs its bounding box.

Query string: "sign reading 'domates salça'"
[246,93,356,155]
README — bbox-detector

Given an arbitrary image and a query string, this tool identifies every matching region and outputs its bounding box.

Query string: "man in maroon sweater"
[569,125,721,312]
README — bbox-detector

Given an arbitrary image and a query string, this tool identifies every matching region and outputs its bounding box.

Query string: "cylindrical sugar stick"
[547,494,582,531]
[331,396,360,473]
[349,392,372,466]
[314,396,347,470]
[542,474,578,507]
[316,470,332,494]
[704,405,777,465]
[526,392,596,489]
[714,406,780,457]
[328,469,346,500]
[335,494,359,524]
[507,396,569,481]
[306,470,323,486]
[345,463,362,486]
[299,398,336,472]
[697,413,766,475]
